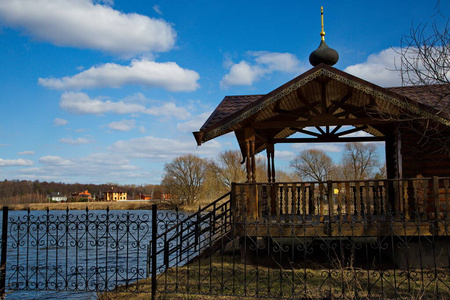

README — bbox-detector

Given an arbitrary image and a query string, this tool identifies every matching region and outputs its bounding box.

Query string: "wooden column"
[244,128,258,220]
[266,143,275,183]
[244,128,256,183]
[385,128,402,212]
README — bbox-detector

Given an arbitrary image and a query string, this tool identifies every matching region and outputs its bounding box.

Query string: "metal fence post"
[0,206,8,299]
[151,204,157,300]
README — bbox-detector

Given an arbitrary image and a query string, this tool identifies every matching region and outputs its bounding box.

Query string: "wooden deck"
[231,177,450,237]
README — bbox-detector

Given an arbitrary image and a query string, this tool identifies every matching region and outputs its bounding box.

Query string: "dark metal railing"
[151,178,450,299]
[148,192,233,299]
[1,177,450,299]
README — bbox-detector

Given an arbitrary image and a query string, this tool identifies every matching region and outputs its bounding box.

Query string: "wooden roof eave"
[195,64,450,147]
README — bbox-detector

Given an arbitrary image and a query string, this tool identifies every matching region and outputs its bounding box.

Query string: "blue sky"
[0,0,448,185]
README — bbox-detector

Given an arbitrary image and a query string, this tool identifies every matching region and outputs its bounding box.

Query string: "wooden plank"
[275,184,280,223]
[327,180,334,217]
[243,222,448,238]
[445,180,450,215]
[373,181,380,217]
[355,182,361,221]
[273,136,385,143]
[403,180,409,220]
[284,184,289,222]
[301,183,307,222]
[345,182,351,222]
[433,176,440,218]
[257,184,264,220]
[253,118,393,128]
[413,179,420,215]
[292,183,298,223]
[337,182,343,221]
[319,182,324,222]
[365,181,371,218]
[310,183,316,217]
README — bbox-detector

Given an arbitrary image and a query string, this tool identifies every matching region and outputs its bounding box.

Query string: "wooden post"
[245,140,251,183]
[244,128,256,183]
[327,180,334,218]
[432,176,440,219]
[266,143,275,183]
[266,145,272,183]
[444,179,449,216]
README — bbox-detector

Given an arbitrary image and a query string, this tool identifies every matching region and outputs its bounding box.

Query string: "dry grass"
[6,200,172,211]
[99,252,450,300]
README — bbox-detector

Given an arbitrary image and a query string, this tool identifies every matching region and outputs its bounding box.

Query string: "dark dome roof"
[309,40,339,66]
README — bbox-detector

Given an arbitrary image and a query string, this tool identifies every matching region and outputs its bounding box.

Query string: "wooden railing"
[231,177,450,222]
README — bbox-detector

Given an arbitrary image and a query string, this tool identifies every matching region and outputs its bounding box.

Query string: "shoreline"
[4,200,172,211]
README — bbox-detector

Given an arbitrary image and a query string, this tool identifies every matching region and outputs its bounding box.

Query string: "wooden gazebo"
[194,63,450,181]
[193,8,450,235]
[193,63,450,226]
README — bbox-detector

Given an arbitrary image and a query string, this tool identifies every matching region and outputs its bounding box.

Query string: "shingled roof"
[199,85,450,132]
[387,84,450,119]
[195,64,450,147]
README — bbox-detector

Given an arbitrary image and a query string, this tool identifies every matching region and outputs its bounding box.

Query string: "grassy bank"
[5,200,172,211]
[99,252,450,300]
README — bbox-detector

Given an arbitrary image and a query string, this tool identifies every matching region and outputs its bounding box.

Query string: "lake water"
[0,209,184,300]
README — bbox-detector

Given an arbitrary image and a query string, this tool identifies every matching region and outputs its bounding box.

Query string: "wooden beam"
[335,125,368,137]
[330,125,342,134]
[254,118,392,128]
[272,136,385,143]
[328,91,353,115]
[290,127,321,137]
[296,90,321,116]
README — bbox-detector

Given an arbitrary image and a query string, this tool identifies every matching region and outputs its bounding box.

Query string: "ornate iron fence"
[1,180,450,300]
[0,193,231,299]
[153,211,450,299]
[0,206,190,298]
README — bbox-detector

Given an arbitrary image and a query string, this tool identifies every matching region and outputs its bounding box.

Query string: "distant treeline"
[0,179,163,205]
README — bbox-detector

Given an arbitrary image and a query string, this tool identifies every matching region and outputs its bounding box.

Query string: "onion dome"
[309,7,339,67]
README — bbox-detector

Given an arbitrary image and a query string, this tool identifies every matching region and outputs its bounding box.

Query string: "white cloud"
[176,111,212,132]
[0,158,33,167]
[0,0,176,56]
[18,151,35,155]
[153,5,163,15]
[144,102,190,120]
[292,143,343,153]
[221,61,265,87]
[108,119,136,131]
[274,150,296,161]
[251,51,302,73]
[39,155,72,166]
[110,135,222,161]
[59,92,191,120]
[18,152,153,184]
[59,137,93,145]
[344,48,403,87]
[60,92,145,115]
[221,51,303,88]
[39,59,200,92]
[53,118,68,126]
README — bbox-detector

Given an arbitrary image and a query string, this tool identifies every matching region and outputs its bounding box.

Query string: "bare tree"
[340,142,380,180]
[161,154,209,205]
[290,149,335,181]
[212,150,247,188]
[275,169,301,182]
[393,7,450,154]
